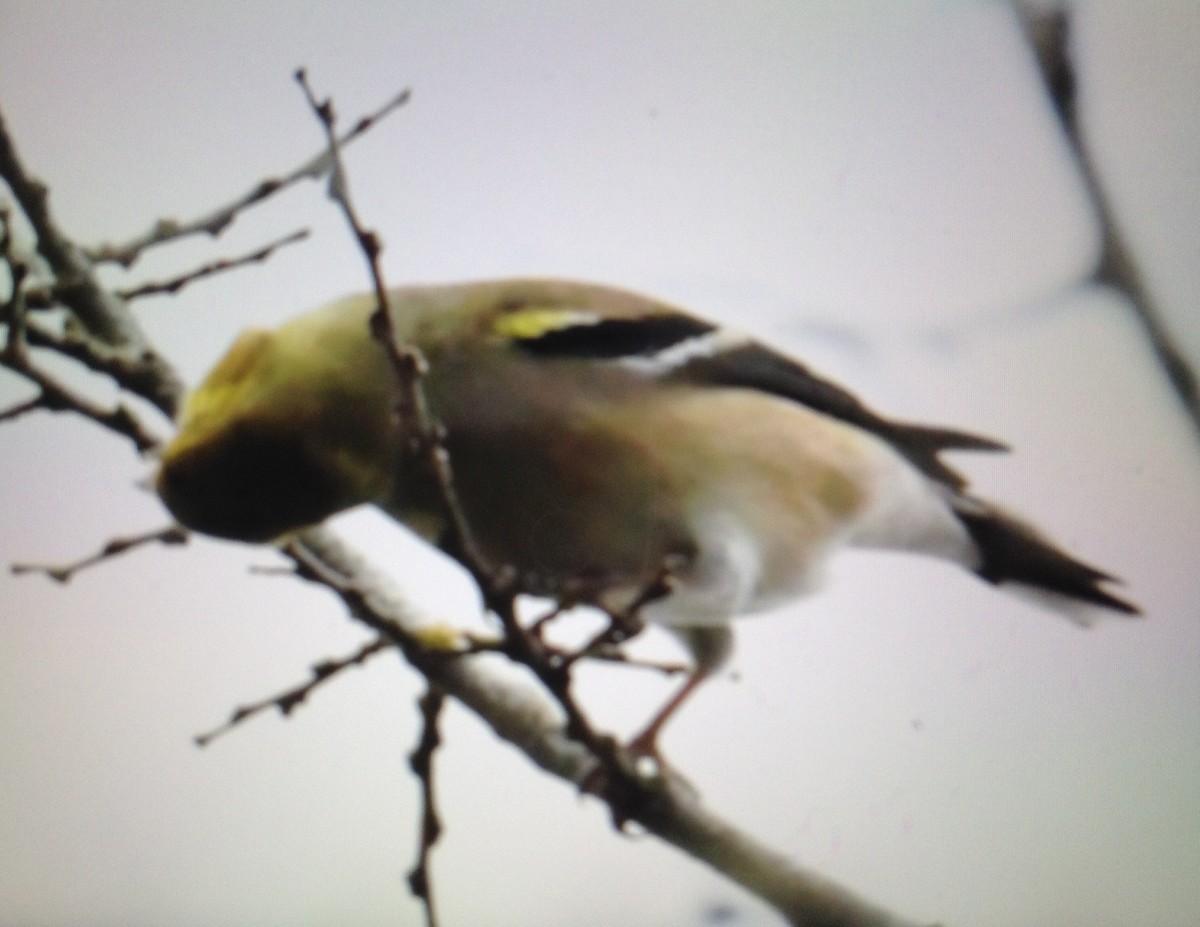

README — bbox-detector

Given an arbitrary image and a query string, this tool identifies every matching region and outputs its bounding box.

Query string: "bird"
[155,277,1140,755]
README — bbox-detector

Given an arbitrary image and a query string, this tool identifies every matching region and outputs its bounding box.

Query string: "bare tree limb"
[19,317,181,418]
[1015,2,1200,433]
[0,106,184,415]
[85,88,410,268]
[294,68,655,821]
[194,634,392,747]
[2,228,167,438]
[286,527,935,927]
[11,524,188,583]
[294,70,499,586]
[118,228,310,300]
[0,349,165,451]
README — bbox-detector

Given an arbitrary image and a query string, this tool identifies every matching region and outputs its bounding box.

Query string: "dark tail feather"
[883,422,1008,491]
[955,503,1140,616]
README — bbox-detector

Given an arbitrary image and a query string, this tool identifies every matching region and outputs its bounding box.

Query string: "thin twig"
[462,626,690,676]
[0,395,41,423]
[294,70,499,586]
[0,104,184,413]
[293,71,618,764]
[407,686,445,927]
[2,217,165,443]
[20,317,180,418]
[11,524,188,583]
[194,635,392,747]
[289,81,494,921]
[294,70,612,759]
[118,228,310,300]
[86,89,410,268]
[0,350,164,451]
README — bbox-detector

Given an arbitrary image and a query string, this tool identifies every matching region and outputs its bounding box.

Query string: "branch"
[407,686,445,927]
[285,528,933,927]
[85,88,410,268]
[294,72,481,569]
[293,68,649,813]
[2,245,174,428]
[0,348,165,451]
[1014,2,1199,433]
[11,524,188,583]
[0,104,184,414]
[20,317,182,418]
[194,635,392,747]
[118,228,310,300]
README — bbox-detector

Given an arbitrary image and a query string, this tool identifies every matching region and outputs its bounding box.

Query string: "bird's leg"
[625,624,734,764]
[624,667,712,763]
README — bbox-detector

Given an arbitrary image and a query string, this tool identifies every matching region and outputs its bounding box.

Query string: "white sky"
[1,3,1198,926]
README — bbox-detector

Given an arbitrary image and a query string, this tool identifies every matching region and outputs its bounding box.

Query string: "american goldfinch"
[156,278,1138,751]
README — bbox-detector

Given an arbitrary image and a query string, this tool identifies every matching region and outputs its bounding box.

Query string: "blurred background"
[1,3,1197,925]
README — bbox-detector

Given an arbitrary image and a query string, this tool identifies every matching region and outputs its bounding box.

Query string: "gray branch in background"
[1016,2,1199,434]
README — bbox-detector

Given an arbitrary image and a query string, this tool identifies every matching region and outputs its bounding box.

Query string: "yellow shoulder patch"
[491,307,599,341]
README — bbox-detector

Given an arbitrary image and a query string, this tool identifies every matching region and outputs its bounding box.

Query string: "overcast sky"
[1,4,1198,927]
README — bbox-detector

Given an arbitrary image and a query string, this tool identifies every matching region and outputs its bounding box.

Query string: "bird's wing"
[664,339,1007,489]
[499,302,1006,489]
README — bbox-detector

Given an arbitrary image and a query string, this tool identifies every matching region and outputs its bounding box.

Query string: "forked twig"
[119,228,310,300]
[86,89,410,268]
[194,635,392,747]
[11,525,189,583]
[0,351,164,451]
[0,105,184,414]
[19,317,183,417]
[2,212,170,442]
[293,65,685,838]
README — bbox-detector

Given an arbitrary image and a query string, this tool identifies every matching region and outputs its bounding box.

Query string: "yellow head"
[156,296,399,542]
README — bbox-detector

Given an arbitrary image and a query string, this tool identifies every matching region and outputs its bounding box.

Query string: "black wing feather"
[669,341,1006,489]
[506,305,1004,490]
[512,314,715,359]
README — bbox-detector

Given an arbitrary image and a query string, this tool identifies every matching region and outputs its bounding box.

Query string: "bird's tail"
[951,496,1140,621]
